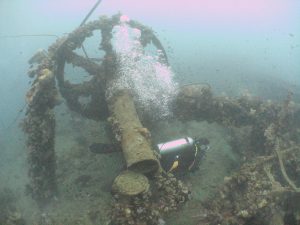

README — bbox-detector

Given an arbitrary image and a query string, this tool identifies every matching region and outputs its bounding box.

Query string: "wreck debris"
[275,145,300,192]
[22,61,58,205]
[111,172,190,225]
[263,93,300,193]
[175,84,300,153]
[175,84,300,224]
[275,147,300,192]
[265,125,300,192]
[23,14,170,209]
[51,14,168,121]
[107,90,160,174]
[22,13,300,225]
[199,146,300,225]
[175,84,259,126]
[112,171,150,196]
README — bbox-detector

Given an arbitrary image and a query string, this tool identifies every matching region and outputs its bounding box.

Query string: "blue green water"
[0,1,300,224]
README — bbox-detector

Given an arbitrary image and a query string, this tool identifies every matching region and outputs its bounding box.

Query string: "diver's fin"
[89,143,120,154]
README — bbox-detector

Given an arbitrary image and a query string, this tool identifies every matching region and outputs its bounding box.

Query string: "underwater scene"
[1,0,300,224]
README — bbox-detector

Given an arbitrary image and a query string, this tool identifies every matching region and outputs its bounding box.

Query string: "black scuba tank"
[157,137,195,155]
[157,137,210,173]
[157,137,196,172]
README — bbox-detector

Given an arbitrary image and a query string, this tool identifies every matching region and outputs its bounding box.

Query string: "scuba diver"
[157,137,210,174]
[89,137,210,174]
